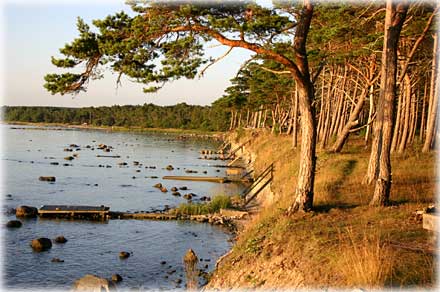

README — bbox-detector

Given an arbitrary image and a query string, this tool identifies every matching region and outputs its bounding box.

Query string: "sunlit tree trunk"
[369,0,408,206]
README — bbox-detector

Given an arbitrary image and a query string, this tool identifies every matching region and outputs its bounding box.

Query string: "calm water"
[2,125,240,290]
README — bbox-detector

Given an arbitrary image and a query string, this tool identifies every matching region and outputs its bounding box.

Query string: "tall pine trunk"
[369,0,408,206]
[287,2,316,213]
[422,31,439,152]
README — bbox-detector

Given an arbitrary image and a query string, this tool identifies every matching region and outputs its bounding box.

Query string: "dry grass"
[337,228,395,288]
[207,130,436,290]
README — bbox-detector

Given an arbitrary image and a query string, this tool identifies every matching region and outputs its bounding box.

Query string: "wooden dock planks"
[38,205,110,220]
[162,176,230,183]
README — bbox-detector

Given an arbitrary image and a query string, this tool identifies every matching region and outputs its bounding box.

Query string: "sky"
[1,0,253,107]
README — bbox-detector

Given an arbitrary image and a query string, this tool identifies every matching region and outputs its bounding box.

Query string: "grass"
[174,195,233,215]
[206,130,436,290]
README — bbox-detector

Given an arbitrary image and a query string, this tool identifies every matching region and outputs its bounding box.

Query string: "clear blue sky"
[1,1,253,107]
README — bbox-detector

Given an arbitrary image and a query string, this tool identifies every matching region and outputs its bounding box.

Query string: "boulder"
[16,205,38,218]
[111,274,123,283]
[183,194,193,200]
[160,187,168,193]
[39,176,56,182]
[73,274,113,291]
[30,238,52,251]
[179,186,188,191]
[51,258,64,263]
[50,162,59,165]
[166,165,174,171]
[171,187,178,192]
[6,220,22,228]
[64,156,74,161]
[153,183,163,188]
[172,192,181,197]
[54,236,68,244]
[119,251,130,259]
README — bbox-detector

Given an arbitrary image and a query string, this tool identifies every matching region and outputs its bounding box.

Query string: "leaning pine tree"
[44,1,317,212]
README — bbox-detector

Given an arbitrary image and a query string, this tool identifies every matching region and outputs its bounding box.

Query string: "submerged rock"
[54,236,67,244]
[153,183,162,188]
[16,205,38,218]
[166,165,174,171]
[39,176,56,182]
[6,220,22,228]
[30,238,52,251]
[51,257,64,263]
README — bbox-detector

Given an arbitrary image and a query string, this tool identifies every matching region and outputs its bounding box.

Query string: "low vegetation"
[207,130,436,289]
[174,195,234,216]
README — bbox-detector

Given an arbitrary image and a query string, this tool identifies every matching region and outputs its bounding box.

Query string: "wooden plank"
[162,176,229,183]
[39,205,110,212]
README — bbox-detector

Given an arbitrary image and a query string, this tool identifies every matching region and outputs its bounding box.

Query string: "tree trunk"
[423,31,439,152]
[398,74,412,152]
[331,88,367,152]
[391,86,403,151]
[365,83,375,145]
[287,2,315,213]
[369,0,408,206]
[419,79,428,142]
[292,86,299,148]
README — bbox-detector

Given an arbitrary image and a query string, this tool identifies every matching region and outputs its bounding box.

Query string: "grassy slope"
[207,130,436,289]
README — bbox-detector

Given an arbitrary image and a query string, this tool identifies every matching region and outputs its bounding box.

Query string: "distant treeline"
[2,103,229,131]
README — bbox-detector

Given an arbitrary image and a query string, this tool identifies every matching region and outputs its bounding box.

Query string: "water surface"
[2,125,239,290]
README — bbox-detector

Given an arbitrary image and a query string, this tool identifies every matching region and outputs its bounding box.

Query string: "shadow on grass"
[313,203,359,213]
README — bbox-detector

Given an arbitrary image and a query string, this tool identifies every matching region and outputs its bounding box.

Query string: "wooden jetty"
[162,176,230,183]
[38,205,110,220]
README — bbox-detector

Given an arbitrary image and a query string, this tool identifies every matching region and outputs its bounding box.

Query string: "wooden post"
[184,249,198,291]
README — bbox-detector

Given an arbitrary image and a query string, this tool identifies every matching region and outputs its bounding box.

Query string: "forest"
[2,103,229,131]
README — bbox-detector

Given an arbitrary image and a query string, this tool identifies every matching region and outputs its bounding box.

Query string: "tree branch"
[398,5,439,83]
[198,47,233,77]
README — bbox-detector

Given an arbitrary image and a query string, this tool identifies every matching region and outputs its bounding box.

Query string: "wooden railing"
[242,162,274,205]
[225,139,252,160]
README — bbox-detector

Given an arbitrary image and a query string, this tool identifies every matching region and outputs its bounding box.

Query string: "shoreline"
[2,121,226,139]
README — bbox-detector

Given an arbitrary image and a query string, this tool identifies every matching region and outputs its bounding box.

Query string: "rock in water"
[54,236,67,244]
[39,176,56,182]
[119,251,130,259]
[111,274,123,283]
[166,165,174,171]
[16,205,38,218]
[6,220,22,228]
[73,274,114,291]
[30,238,52,251]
